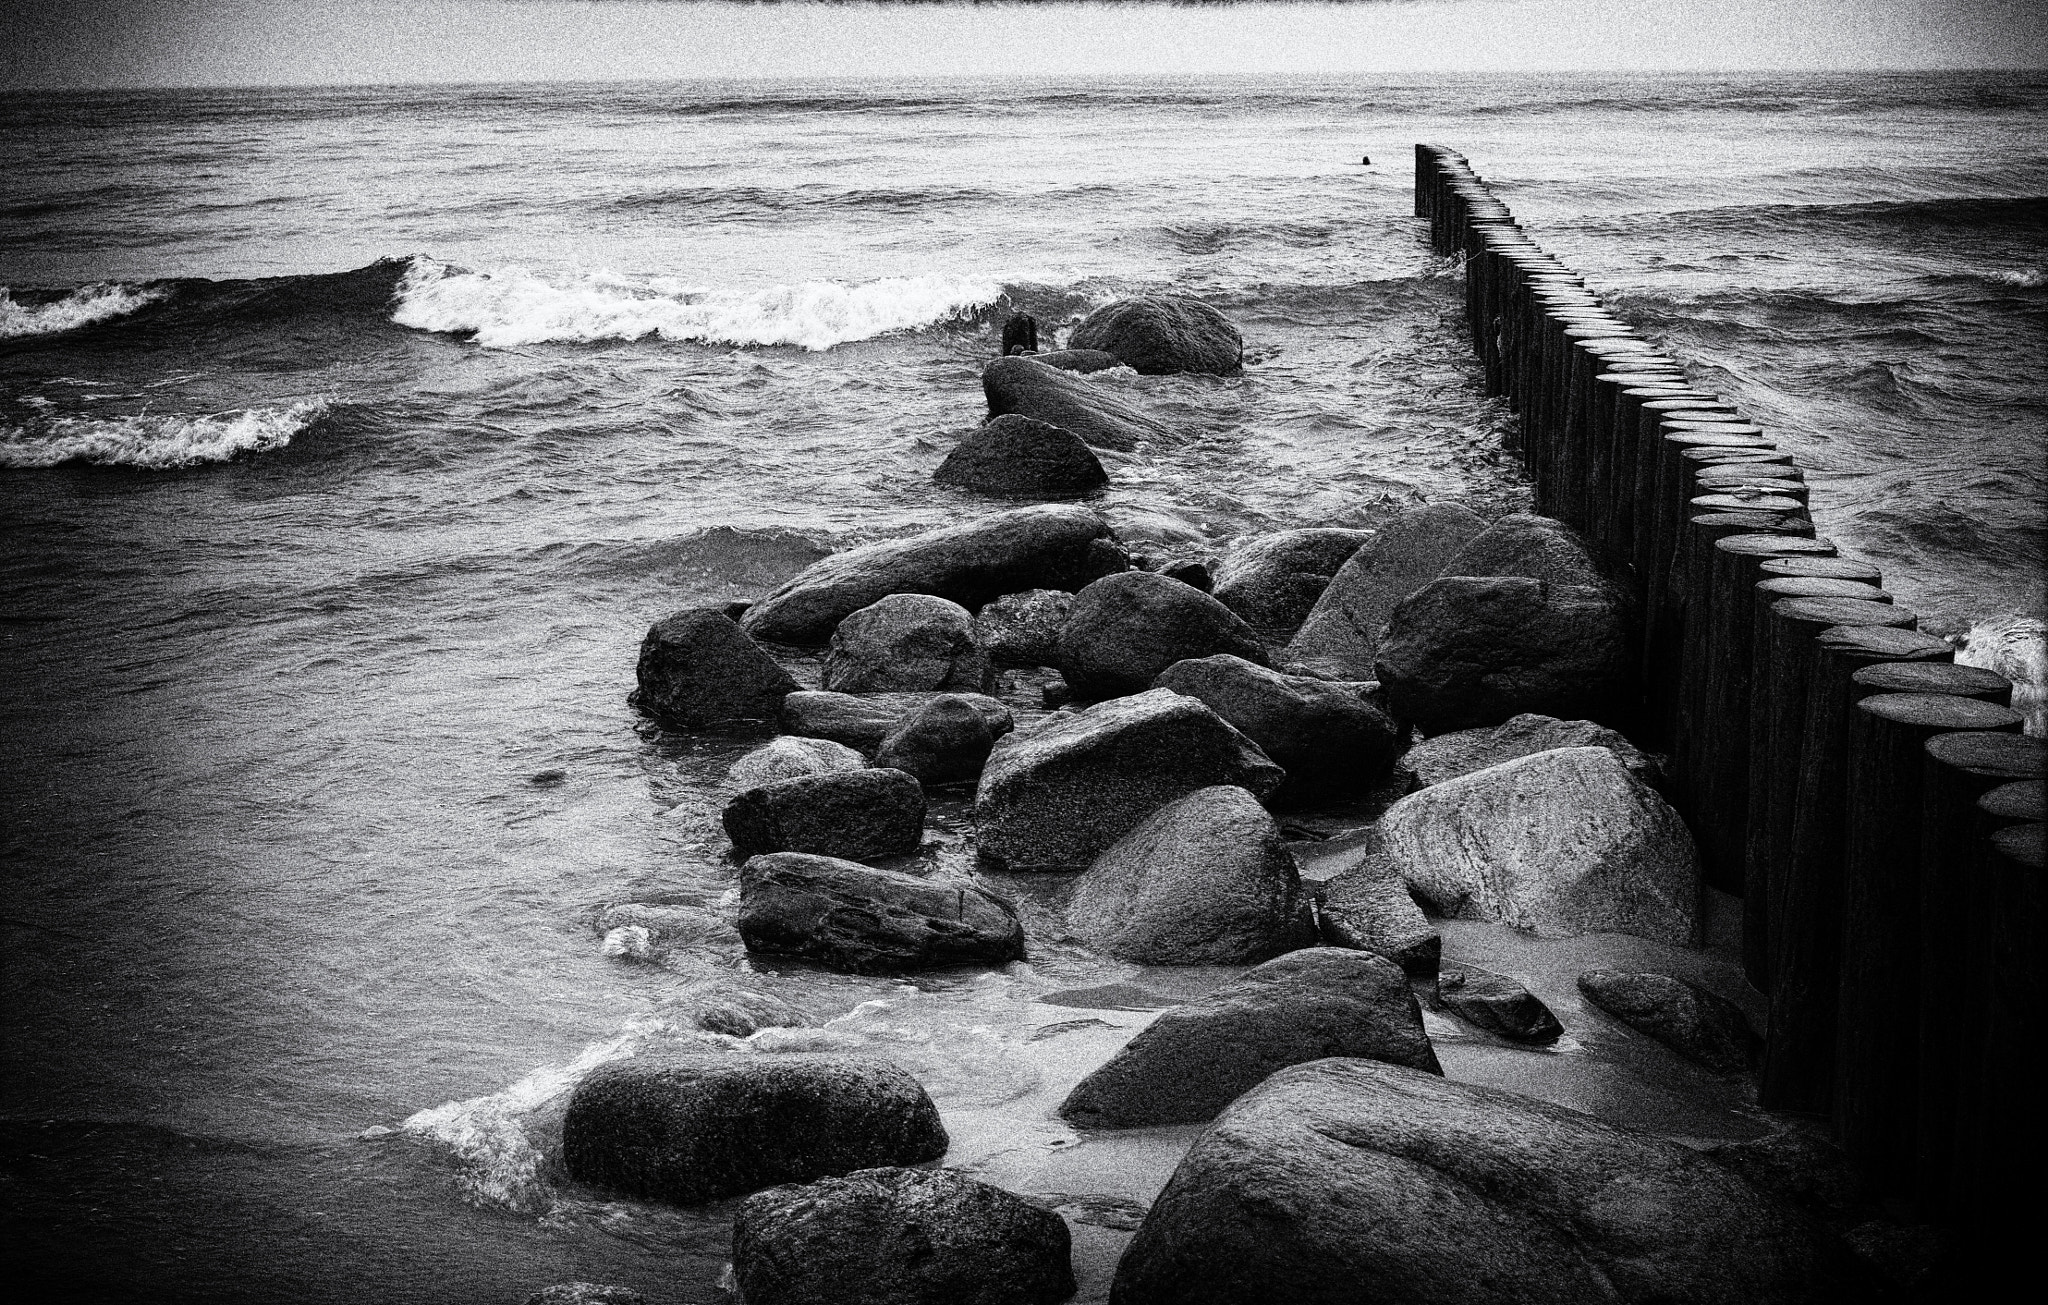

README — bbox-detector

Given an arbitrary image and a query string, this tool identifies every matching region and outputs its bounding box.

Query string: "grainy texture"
[728,736,868,788]
[974,588,1074,667]
[1399,712,1663,791]
[1316,846,1442,977]
[934,413,1109,498]
[738,852,1023,972]
[780,689,1012,754]
[1067,294,1244,375]
[872,694,1000,785]
[1210,528,1374,636]
[1153,653,1402,802]
[1286,502,1488,678]
[1577,969,1759,1073]
[1436,966,1564,1044]
[631,607,798,727]
[822,593,992,695]
[722,768,926,862]
[1059,570,1271,699]
[981,355,1168,452]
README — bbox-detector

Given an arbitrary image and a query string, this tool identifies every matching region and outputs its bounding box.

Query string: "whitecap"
[1956,614,2047,736]
[0,400,327,469]
[0,283,165,339]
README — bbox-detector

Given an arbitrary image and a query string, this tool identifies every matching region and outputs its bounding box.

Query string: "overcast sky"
[6,0,2044,89]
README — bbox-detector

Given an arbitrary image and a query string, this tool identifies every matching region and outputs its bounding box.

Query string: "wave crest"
[0,400,328,469]
[0,282,165,339]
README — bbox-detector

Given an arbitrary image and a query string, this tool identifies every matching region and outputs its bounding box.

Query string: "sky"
[4,0,2045,89]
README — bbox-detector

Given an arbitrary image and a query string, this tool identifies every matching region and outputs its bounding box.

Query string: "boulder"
[1067,295,1244,375]
[738,852,1024,973]
[781,690,1013,754]
[975,689,1285,872]
[1374,577,1634,734]
[668,979,814,1038]
[560,1055,947,1204]
[732,1166,1075,1305]
[982,356,1169,453]
[873,694,999,785]
[1211,528,1375,636]
[1111,1058,1864,1305]
[1066,785,1312,964]
[1436,966,1564,1044]
[974,589,1073,667]
[1578,969,1760,1073]
[723,768,926,862]
[822,593,993,695]
[1376,747,1700,945]
[630,607,799,727]
[1031,347,1121,374]
[523,1286,645,1305]
[1058,571,1271,699]
[1315,847,1441,978]
[934,415,1108,498]
[1287,503,1488,678]
[1437,512,1621,592]
[729,736,868,788]
[1400,712,1664,792]
[1152,654,1402,802]
[742,505,1127,644]
[1059,949,1439,1128]
[1701,1132,1863,1220]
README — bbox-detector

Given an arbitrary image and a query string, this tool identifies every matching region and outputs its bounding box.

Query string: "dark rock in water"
[1001,312,1040,357]
[1374,576,1633,734]
[982,356,1169,453]
[729,736,868,788]
[723,768,926,862]
[1031,348,1121,374]
[1059,949,1439,1129]
[1058,570,1270,699]
[822,593,993,695]
[523,1285,645,1305]
[631,607,799,727]
[1316,846,1441,978]
[732,1166,1075,1305]
[781,690,1013,754]
[935,414,1109,498]
[596,901,738,959]
[873,694,999,786]
[529,768,568,786]
[1158,557,1214,592]
[560,1055,947,1204]
[1400,712,1664,792]
[1068,295,1244,375]
[1211,528,1374,637]
[741,504,1127,644]
[975,688,1285,872]
[1067,784,1312,965]
[669,979,814,1038]
[1436,966,1564,1044]
[1153,654,1402,802]
[1578,969,1760,1073]
[1112,1058,1864,1305]
[1438,511,1622,593]
[738,852,1024,973]
[1701,1132,1863,1220]
[974,588,1073,668]
[1287,503,1488,678]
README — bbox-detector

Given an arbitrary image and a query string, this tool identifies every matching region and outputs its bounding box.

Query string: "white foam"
[0,401,327,469]
[391,257,1002,351]
[0,283,164,339]
[1956,614,2047,736]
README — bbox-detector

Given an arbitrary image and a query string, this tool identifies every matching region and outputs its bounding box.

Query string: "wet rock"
[1578,969,1760,1073]
[1030,347,1121,374]
[1316,847,1441,978]
[732,1166,1075,1305]
[1286,503,1488,679]
[1158,557,1213,591]
[1058,571,1270,699]
[1437,511,1622,592]
[1701,1132,1863,1219]
[1211,528,1375,637]
[1400,712,1664,792]
[975,689,1285,872]
[822,593,993,695]
[934,414,1109,498]
[1112,1058,1863,1305]
[1066,784,1312,964]
[1378,747,1701,945]
[742,504,1127,644]
[1374,576,1635,735]
[1067,294,1243,375]
[723,768,926,862]
[560,1055,948,1204]
[781,690,1013,754]
[981,355,1169,453]
[668,980,814,1038]
[1059,949,1439,1128]
[1436,966,1563,1044]
[523,1285,645,1305]
[631,607,799,727]
[738,852,1024,973]
[1152,654,1402,802]
[729,736,868,788]
[974,588,1074,668]
[873,694,999,785]
[595,902,737,958]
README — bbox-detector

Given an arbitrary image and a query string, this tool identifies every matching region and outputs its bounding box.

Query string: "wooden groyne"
[1413,145,2046,1243]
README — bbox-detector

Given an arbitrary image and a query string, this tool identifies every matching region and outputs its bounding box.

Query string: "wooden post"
[1852,661,2012,703]
[1960,817,2047,1258]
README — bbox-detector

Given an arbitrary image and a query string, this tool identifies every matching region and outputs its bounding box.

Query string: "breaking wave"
[0,282,166,339]
[0,400,329,468]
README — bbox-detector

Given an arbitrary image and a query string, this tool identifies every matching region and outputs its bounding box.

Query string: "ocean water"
[2,72,2042,1301]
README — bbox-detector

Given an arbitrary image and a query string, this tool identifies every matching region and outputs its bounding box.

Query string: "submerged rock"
[631,607,799,727]
[934,414,1109,498]
[780,690,1013,754]
[522,1285,645,1305]
[1400,712,1664,792]
[1067,295,1244,375]
[1286,503,1488,679]
[982,355,1169,452]
[873,693,999,786]
[1058,570,1270,699]
[1030,347,1122,373]
[1211,527,1374,637]
[738,852,1024,973]
[723,768,926,862]
[1436,966,1564,1044]
[1152,654,1402,802]
[728,736,868,788]
[1315,846,1441,978]
[667,980,814,1038]
[822,593,993,695]
[1578,969,1760,1073]
[974,588,1074,668]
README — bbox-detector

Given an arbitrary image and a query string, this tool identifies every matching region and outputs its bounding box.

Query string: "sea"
[3,72,2043,1302]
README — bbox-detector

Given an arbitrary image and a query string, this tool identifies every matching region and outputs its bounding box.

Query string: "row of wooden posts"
[1413,144,2044,1239]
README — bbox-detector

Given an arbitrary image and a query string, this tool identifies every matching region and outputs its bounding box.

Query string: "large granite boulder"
[974,588,1073,667]
[1438,511,1621,592]
[729,736,868,789]
[982,356,1168,452]
[741,505,1127,644]
[1111,1058,1864,1304]
[1401,712,1664,792]
[1058,571,1271,699]
[732,1166,1075,1305]
[560,1056,947,1204]
[1436,966,1564,1044]
[934,414,1108,498]
[873,694,1000,785]
[1375,747,1700,945]
[781,690,1013,755]
[1067,295,1243,375]
[1152,654,1403,802]
[723,768,926,862]
[1058,949,1439,1129]
[975,689,1285,872]
[738,852,1024,973]
[631,607,798,727]
[1210,528,1375,636]
[822,593,993,695]
[1374,577,1634,734]
[1286,503,1488,679]
[1313,843,1441,978]
[1578,970,1760,1073]
[1066,785,1312,965]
